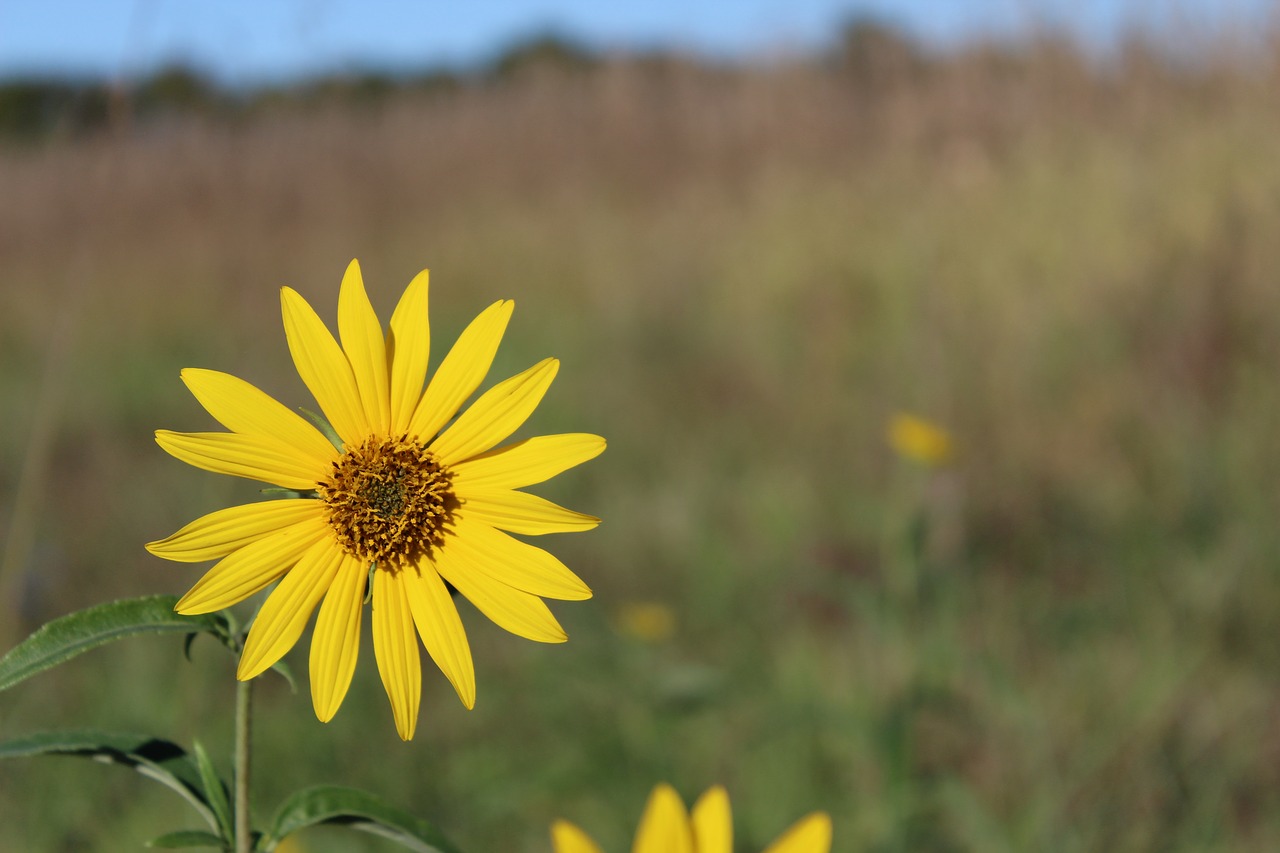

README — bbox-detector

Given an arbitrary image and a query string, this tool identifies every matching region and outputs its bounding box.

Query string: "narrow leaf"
[147,830,227,849]
[0,595,233,691]
[193,741,234,843]
[299,407,343,451]
[270,659,298,693]
[0,730,219,831]
[262,785,463,853]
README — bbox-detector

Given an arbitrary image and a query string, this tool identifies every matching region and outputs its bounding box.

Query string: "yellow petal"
[156,431,325,491]
[761,813,833,853]
[388,269,430,435]
[281,285,371,446]
[147,499,325,563]
[430,358,558,465]
[460,488,599,536]
[309,553,368,722]
[373,570,422,741]
[175,515,330,614]
[551,820,605,853]
[632,784,693,853]
[402,561,476,709]
[180,368,337,465]
[444,516,591,601]
[237,540,344,680]
[451,433,606,490]
[407,300,513,441]
[337,259,391,435]
[691,787,732,853]
[432,545,568,643]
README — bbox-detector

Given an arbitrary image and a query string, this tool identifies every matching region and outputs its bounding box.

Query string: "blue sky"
[0,1,1271,85]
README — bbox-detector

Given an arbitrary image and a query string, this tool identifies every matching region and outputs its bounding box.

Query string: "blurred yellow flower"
[147,260,604,740]
[551,784,831,853]
[273,836,307,853]
[615,601,676,643]
[887,413,952,467]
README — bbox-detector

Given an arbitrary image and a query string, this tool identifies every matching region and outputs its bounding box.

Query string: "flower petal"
[407,300,513,442]
[373,570,422,741]
[761,813,833,853]
[156,431,326,491]
[451,433,606,490]
[430,358,558,465]
[281,285,371,445]
[632,784,693,853]
[551,821,604,853]
[403,560,476,709]
[175,514,330,614]
[147,499,326,563]
[180,368,338,466]
[691,787,732,853]
[460,488,599,536]
[309,553,368,722]
[432,545,568,643]
[388,269,430,435]
[237,539,344,680]
[337,259,391,434]
[444,516,591,601]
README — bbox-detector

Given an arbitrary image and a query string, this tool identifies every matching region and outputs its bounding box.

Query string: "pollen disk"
[319,436,456,569]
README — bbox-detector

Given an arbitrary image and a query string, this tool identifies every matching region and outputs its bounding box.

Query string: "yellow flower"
[551,784,832,853]
[147,260,604,740]
[886,413,952,467]
[614,601,676,643]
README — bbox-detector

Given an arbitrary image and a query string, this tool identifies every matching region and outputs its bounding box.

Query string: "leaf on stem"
[146,830,228,849]
[0,595,234,692]
[0,730,222,832]
[192,741,234,844]
[261,785,463,853]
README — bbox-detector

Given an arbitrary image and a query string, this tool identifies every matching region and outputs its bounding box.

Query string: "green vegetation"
[3,25,1280,851]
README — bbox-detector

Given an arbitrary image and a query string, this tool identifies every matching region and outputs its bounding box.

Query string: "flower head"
[551,784,832,853]
[147,260,604,739]
[887,412,952,467]
[614,601,676,644]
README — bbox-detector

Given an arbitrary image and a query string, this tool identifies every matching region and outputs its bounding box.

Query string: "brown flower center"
[319,435,457,570]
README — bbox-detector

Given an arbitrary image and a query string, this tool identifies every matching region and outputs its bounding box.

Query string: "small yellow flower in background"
[615,601,676,643]
[147,260,604,740]
[551,784,832,853]
[887,412,952,467]
[273,836,307,853]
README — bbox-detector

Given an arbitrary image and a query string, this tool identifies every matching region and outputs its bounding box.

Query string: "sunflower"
[551,784,832,853]
[147,260,604,740]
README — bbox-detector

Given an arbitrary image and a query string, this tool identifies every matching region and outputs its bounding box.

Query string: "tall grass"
[3,31,1280,851]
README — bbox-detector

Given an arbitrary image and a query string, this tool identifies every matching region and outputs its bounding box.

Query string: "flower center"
[319,435,457,570]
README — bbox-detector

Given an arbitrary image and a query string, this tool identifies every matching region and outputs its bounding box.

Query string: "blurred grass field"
[4,27,1280,851]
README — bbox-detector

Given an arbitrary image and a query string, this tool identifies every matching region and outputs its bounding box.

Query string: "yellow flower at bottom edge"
[551,784,832,853]
[146,259,605,740]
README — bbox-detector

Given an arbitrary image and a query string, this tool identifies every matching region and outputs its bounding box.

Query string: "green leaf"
[147,830,227,849]
[262,786,463,853]
[192,741,234,843]
[299,407,343,451]
[269,659,298,693]
[259,488,318,500]
[187,609,241,662]
[0,595,233,691]
[0,730,220,832]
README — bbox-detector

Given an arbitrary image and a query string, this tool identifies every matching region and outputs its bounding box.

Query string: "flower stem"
[234,676,253,853]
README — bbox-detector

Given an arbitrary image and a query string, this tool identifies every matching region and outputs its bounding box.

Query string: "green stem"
[234,676,253,853]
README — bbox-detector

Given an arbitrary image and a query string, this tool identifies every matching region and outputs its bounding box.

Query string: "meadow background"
[3,16,1280,852]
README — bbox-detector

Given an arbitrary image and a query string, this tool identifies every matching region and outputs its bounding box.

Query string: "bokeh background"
[4,1,1280,850]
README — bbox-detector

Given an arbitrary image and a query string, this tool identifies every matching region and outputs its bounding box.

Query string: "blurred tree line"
[0,17,1215,144]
